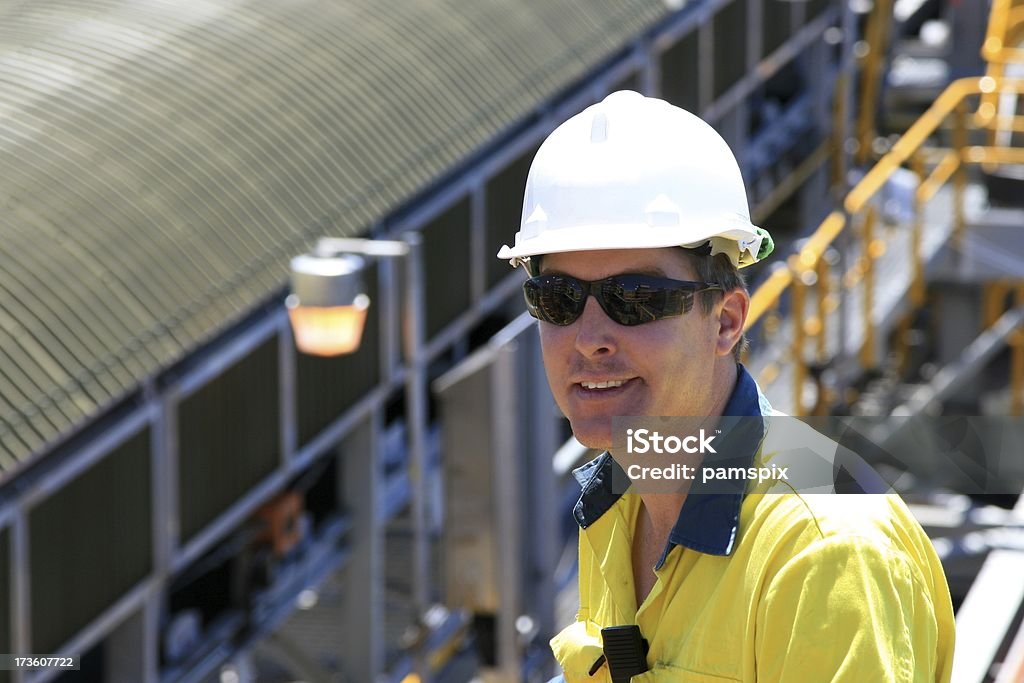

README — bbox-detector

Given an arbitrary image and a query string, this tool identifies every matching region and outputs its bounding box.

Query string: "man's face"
[537,247,734,451]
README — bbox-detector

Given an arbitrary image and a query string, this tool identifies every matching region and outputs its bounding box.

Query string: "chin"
[569,420,614,451]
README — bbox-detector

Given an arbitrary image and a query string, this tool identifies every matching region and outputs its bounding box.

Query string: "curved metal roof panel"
[0,0,669,473]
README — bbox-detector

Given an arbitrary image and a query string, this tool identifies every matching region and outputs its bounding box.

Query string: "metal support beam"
[340,413,386,682]
[10,511,27,683]
[278,313,298,466]
[893,307,1024,415]
[492,344,523,681]
[152,386,177,579]
[522,322,560,644]
[401,233,432,678]
[951,548,1024,682]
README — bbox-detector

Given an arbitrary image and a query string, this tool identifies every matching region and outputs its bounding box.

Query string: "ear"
[715,288,749,356]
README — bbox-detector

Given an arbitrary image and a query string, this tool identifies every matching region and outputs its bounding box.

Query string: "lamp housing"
[287,253,370,356]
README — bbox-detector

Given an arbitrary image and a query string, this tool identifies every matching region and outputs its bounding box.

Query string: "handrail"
[743,0,1024,416]
[845,80,992,214]
[748,76,1024,329]
[854,0,895,165]
[744,78,1024,414]
[980,0,1024,142]
[982,0,1024,63]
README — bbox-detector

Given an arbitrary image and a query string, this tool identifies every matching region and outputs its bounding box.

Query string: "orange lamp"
[287,252,370,356]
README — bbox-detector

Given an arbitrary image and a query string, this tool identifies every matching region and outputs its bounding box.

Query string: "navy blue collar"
[571,364,770,557]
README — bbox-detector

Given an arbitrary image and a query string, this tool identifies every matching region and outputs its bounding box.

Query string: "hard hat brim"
[496,220,764,269]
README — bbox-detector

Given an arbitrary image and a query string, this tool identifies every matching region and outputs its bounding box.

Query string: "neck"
[635,491,687,543]
[705,360,739,420]
[635,361,739,542]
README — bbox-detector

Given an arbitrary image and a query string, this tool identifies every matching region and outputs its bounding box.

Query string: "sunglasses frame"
[523,272,724,326]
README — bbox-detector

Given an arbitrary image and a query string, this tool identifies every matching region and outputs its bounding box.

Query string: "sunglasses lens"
[524,275,586,325]
[601,275,689,325]
[524,274,707,326]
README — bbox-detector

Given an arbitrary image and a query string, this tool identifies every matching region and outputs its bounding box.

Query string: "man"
[497,91,955,682]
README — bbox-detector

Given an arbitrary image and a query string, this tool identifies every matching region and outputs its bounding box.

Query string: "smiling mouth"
[579,379,627,390]
[574,378,640,396]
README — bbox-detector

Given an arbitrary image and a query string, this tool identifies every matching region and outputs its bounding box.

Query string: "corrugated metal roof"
[0,0,669,473]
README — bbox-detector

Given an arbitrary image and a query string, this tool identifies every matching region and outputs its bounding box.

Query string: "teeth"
[581,380,626,390]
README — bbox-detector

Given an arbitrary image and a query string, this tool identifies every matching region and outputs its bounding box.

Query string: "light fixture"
[286,238,410,356]
[287,252,369,356]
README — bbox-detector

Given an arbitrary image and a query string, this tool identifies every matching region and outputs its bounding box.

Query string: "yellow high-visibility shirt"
[551,367,956,682]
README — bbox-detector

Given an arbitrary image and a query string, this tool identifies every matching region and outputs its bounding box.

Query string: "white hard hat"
[497,90,772,270]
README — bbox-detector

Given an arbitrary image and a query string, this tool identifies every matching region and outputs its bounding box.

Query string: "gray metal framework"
[0,1,847,681]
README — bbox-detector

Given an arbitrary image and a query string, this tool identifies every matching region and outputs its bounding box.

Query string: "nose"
[573,295,618,357]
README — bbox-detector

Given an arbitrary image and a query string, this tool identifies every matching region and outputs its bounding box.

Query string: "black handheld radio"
[595,625,649,682]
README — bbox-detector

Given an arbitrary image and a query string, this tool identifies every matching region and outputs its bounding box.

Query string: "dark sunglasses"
[523,273,723,326]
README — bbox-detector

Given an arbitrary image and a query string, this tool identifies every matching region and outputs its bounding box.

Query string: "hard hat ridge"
[497,90,773,269]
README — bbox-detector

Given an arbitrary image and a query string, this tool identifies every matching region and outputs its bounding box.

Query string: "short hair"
[677,248,748,361]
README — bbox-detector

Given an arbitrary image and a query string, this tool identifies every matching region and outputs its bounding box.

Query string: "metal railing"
[854,0,894,166]
[982,0,1024,154]
[744,0,1024,418]
[745,75,1024,415]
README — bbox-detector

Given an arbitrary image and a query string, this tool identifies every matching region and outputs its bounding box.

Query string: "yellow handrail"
[980,0,1024,142]
[744,79,1024,414]
[743,0,1024,415]
[747,211,846,329]
[981,1,1024,62]
[843,79,1016,215]
[855,0,895,165]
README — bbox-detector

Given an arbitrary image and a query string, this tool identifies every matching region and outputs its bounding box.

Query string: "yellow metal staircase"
[744,0,1024,418]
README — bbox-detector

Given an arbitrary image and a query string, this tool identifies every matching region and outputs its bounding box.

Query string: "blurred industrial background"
[0,0,1023,681]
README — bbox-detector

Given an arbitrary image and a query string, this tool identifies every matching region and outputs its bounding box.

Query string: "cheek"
[635,320,715,372]
[538,329,575,413]
[538,326,555,361]
[539,323,571,353]
[538,326,570,377]
[625,320,687,355]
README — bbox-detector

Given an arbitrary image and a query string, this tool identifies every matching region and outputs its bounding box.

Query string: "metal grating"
[713,0,748,101]
[660,30,700,114]
[0,0,671,474]
[424,197,472,339]
[177,335,281,543]
[28,427,152,654]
